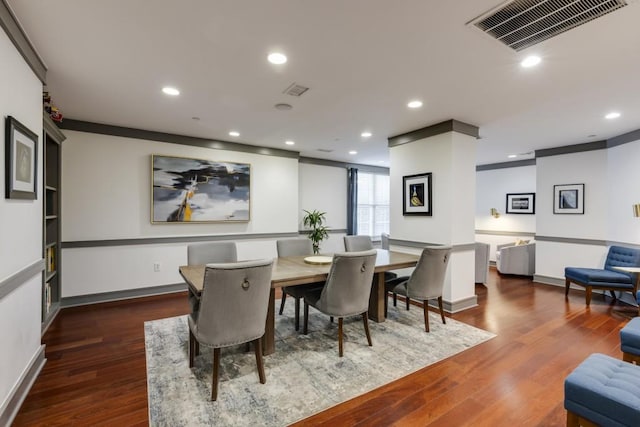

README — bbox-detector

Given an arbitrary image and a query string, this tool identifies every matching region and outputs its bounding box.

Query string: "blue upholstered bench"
[621,317,640,365]
[564,353,640,426]
[565,245,640,306]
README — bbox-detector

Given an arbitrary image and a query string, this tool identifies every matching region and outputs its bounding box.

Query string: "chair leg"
[330,316,334,323]
[211,348,220,401]
[338,318,344,357]
[384,292,388,317]
[406,295,410,310]
[188,329,195,368]
[294,297,300,331]
[610,290,618,300]
[303,302,309,335]
[253,338,266,384]
[362,313,372,347]
[393,292,397,307]
[423,300,430,332]
[565,278,571,297]
[437,296,446,324]
[566,410,580,427]
[585,286,592,306]
[195,340,200,356]
[279,292,287,315]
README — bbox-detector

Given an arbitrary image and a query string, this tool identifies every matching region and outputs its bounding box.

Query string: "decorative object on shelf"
[5,116,38,200]
[490,208,500,218]
[302,209,329,254]
[553,184,584,214]
[151,155,250,223]
[43,91,63,122]
[403,172,432,216]
[506,192,535,214]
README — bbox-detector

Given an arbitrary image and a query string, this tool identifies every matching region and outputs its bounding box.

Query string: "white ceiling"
[7,0,640,166]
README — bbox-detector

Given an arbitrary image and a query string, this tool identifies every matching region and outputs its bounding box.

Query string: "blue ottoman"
[564,353,640,426]
[621,317,640,364]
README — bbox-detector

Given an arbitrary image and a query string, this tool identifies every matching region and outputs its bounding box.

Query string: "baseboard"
[427,295,478,313]
[61,282,187,308]
[0,345,46,426]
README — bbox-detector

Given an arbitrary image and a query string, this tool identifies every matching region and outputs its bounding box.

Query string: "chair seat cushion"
[621,317,640,355]
[564,353,640,427]
[565,267,634,287]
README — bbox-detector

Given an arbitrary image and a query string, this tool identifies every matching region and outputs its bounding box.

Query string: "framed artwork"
[403,172,432,216]
[553,184,584,214]
[506,193,535,214]
[5,116,38,200]
[151,154,250,223]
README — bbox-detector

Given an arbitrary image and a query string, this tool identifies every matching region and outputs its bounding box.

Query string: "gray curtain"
[347,167,358,235]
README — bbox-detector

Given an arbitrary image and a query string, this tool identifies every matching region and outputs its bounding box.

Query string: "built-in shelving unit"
[42,113,66,334]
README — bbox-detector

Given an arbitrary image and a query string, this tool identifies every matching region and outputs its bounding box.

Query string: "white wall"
[61,130,300,297]
[607,140,640,244]
[475,165,536,261]
[0,29,44,414]
[535,149,609,279]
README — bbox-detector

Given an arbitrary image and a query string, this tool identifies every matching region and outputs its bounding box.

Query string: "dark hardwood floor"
[13,269,637,426]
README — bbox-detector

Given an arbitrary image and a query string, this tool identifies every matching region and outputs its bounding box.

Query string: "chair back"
[187,241,237,265]
[381,233,391,250]
[316,250,377,317]
[195,259,273,348]
[604,245,640,280]
[276,238,313,257]
[344,235,374,252]
[406,246,452,300]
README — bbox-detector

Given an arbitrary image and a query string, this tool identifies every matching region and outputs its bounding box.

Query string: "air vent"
[283,83,309,97]
[469,0,629,51]
[316,148,333,153]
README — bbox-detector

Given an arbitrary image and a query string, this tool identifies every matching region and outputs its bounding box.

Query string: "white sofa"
[496,241,535,276]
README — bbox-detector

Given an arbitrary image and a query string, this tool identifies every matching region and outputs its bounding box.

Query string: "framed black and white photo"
[553,184,584,214]
[5,116,38,200]
[403,172,432,216]
[506,193,535,214]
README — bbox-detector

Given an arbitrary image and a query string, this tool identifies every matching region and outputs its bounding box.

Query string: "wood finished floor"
[13,269,637,426]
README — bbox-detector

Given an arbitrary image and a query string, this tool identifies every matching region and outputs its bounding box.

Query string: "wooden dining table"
[179,249,419,355]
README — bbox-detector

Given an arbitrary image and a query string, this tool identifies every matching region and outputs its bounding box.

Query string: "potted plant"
[302,209,329,254]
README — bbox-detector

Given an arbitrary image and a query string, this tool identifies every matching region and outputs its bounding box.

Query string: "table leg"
[263,288,276,355]
[368,272,386,322]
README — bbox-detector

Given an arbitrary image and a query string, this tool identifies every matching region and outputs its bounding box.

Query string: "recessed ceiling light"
[267,52,287,65]
[407,100,423,109]
[521,55,541,68]
[508,154,517,158]
[605,111,621,119]
[285,140,295,146]
[229,131,240,137]
[349,150,357,155]
[162,87,180,96]
[274,103,293,111]
[361,132,372,138]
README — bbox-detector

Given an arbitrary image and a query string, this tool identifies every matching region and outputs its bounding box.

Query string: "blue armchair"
[564,245,640,306]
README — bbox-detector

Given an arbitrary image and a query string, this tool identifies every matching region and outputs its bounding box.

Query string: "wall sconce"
[490,208,500,218]
[634,203,640,217]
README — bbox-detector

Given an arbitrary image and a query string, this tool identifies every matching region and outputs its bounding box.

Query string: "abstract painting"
[152,155,250,223]
[553,184,584,214]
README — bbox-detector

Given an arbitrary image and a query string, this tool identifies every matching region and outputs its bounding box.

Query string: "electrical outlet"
[153,262,161,272]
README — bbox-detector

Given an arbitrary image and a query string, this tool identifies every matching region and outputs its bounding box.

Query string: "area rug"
[145,299,495,426]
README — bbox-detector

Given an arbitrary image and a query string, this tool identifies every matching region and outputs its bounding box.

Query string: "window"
[357,172,389,238]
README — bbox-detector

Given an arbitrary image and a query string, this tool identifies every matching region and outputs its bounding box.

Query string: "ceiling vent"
[469,0,629,51]
[316,148,333,153]
[283,83,309,97]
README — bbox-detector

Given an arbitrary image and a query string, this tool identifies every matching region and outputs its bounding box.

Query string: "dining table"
[179,248,419,355]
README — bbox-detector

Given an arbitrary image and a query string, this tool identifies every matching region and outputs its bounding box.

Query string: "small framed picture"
[5,116,38,200]
[506,193,535,214]
[553,184,584,214]
[403,172,432,216]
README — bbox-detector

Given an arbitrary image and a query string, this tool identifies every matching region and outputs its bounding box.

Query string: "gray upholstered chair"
[188,259,273,401]
[344,235,374,252]
[276,238,323,331]
[475,242,490,284]
[187,241,238,317]
[386,246,451,332]
[302,249,378,357]
[496,241,535,276]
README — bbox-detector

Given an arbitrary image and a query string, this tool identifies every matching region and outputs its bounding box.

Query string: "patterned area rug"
[145,299,495,426]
